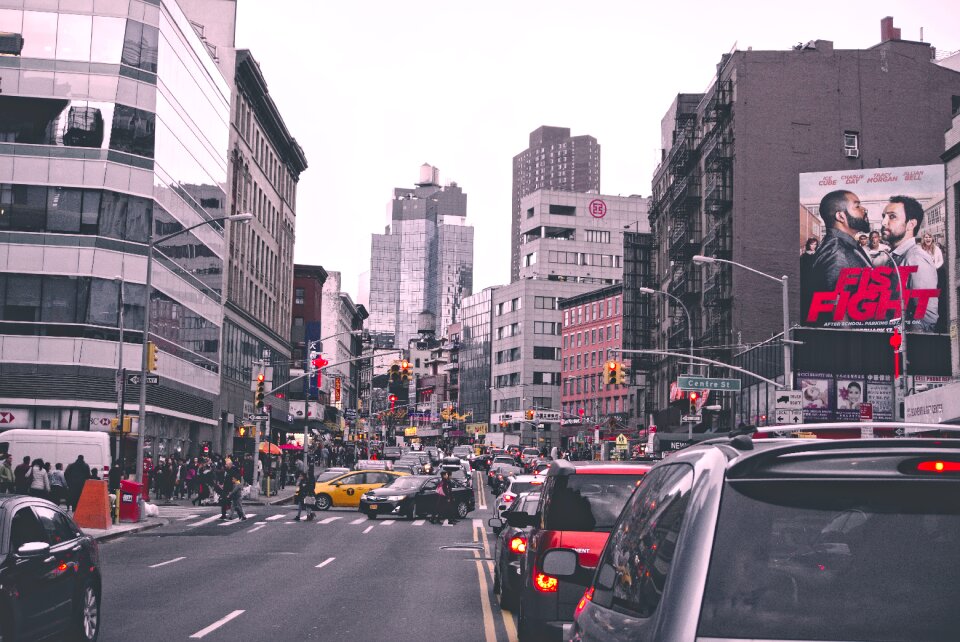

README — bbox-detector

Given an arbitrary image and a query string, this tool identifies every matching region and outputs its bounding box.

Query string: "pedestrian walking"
[64,455,90,511]
[218,458,246,520]
[27,459,50,500]
[13,456,31,494]
[430,471,457,525]
[49,463,68,506]
[279,460,288,490]
[0,455,15,493]
[294,470,315,521]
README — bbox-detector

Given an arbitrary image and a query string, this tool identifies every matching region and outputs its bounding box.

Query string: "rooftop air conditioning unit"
[844,148,860,159]
[0,32,24,56]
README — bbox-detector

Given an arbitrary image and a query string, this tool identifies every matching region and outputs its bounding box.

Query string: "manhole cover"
[440,544,483,552]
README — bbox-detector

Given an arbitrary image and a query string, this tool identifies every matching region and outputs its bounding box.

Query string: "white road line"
[188,514,222,528]
[266,514,284,521]
[362,525,374,534]
[189,610,244,639]
[284,521,296,524]
[319,516,341,524]
[247,524,266,534]
[178,515,200,521]
[412,519,425,526]
[148,556,185,568]
[218,513,256,526]
[315,557,336,569]
[381,519,396,525]
[350,518,366,525]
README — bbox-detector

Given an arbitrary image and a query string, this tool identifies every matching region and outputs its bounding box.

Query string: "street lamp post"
[136,213,253,484]
[638,287,694,369]
[692,255,793,390]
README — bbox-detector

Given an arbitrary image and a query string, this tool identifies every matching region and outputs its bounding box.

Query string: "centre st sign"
[677,376,741,392]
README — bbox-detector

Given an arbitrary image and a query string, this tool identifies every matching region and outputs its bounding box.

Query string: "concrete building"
[945,107,960,377]
[649,21,960,423]
[512,127,600,282]
[320,272,368,414]
[367,164,474,350]
[0,0,230,457]
[220,49,306,452]
[288,264,327,433]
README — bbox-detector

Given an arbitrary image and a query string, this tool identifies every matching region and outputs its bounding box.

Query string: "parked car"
[359,475,475,520]
[489,492,542,610]
[506,460,651,640]
[558,428,960,642]
[0,494,102,641]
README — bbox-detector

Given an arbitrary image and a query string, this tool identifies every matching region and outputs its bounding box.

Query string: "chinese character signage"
[798,371,893,422]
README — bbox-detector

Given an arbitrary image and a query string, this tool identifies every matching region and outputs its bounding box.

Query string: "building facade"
[320,272,367,414]
[649,29,960,422]
[458,287,497,434]
[367,164,474,350]
[0,0,230,457]
[512,127,600,282]
[945,108,960,377]
[288,264,326,433]
[220,49,306,451]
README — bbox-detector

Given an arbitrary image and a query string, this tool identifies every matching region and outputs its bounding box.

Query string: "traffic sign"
[775,409,802,425]
[252,414,269,421]
[775,390,803,410]
[615,434,629,450]
[126,373,159,386]
[681,414,702,423]
[677,376,741,392]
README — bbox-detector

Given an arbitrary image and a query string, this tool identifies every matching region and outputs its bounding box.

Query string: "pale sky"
[235,0,960,302]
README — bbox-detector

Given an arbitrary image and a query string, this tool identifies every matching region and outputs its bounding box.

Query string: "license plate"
[369,504,378,510]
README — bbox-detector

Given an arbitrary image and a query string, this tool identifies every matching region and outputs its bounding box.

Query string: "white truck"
[484,431,520,449]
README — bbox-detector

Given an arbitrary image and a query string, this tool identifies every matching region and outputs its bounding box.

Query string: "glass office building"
[0,0,230,456]
[459,287,496,427]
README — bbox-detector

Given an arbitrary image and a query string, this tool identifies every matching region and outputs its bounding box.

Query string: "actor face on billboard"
[838,381,862,410]
[881,195,939,331]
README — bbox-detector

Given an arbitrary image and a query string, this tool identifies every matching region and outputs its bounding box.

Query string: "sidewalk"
[83,518,164,542]
[245,484,298,506]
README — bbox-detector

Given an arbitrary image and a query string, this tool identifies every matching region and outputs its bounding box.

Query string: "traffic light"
[110,416,132,433]
[614,362,625,385]
[389,362,400,382]
[146,341,157,372]
[578,408,585,418]
[605,360,618,386]
[311,354,328,386]
[688,391,699,415]
[525,408,535,421]
[237,425,246,438]
[255,372,265,412]
[400,359,411,383]
[389,394,397,411]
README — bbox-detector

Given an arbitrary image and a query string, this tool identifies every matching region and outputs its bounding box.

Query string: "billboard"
[798,371,894,422]
[799,165,946,333]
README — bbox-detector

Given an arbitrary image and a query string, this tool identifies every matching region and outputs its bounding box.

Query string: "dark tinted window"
[508,481,539,495]
[542,473,646,532]
[698,480,960,641]
[34,506,78,545]
[598,464,693,616]
[10,506,46,550]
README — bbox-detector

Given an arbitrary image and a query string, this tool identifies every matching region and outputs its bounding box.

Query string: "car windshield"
[543,473,646,532]
[516,493,541,515]
[493,457,514,465]
[698,479,960,641]
[508,481,539,495]
[316,471,344,483]
[383,476,424,491]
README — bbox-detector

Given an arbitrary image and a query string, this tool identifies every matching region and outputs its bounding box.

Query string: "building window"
[548,204,576,216]
[533,346,560,360]
[293,316,304,327]
[524,252,536,267]
[534,321,560,335]
[585,230,610,243]
[415,358,420,368]
[294,288,304,305]
[843,131,860,158]
[533,372,560,385]
[535,296,558,310]
[615,323,620,339]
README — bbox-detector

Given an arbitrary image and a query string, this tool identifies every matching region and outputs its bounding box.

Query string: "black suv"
[546,431,960,642]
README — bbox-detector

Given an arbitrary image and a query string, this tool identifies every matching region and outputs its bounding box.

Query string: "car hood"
[366,486,417,498]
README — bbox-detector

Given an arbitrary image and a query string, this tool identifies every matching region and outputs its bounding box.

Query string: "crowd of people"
[0,453,98,512]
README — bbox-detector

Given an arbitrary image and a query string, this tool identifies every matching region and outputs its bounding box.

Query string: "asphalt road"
[96,470,519,642]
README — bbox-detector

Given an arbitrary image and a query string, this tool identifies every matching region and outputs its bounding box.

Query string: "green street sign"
[677,375,742,392]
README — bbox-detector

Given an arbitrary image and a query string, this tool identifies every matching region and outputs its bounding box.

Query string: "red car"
[507,460,650,641]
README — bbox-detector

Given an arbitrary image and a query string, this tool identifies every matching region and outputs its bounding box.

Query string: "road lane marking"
[189,610,244,639]
[319,516,341,524]
[315,557,336,569]
[350,518,366,524]
[362,525,374,534]
[218,513,256,526]
[188,514,223,528]
[266,514,284,521]
[475,523,518,641]
[412,519,425,526]
[247,524,266,533]
[381,519,396,525]
[178,515,200,521]
[471,524,497,642]
[148,556,185,568]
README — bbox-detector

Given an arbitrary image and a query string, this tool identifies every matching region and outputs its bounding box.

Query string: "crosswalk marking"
[350,518,366,525]
[218,513,256,526]
[178,515,200,521]
[412,519,425,526]
[381,520,396,525]
[315,557,335,569]
[362,525,374,534]
[266,515,284,521]
[318,516,341,524]
[188,514,223,528]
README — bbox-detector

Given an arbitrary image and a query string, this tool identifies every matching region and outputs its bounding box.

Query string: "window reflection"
[90,16,126,64]
[110,104,155,157]
[121,19,158,73]
[20,11,56,59]
[55,13,91,62]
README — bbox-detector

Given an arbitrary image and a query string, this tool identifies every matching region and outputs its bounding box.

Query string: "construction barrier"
[73,480,111,530]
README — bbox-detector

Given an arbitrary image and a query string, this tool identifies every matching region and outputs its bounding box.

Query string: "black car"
[0,494,102,641]
[552,429,960,642]
[358,475,475,520]
[489,492,541,610]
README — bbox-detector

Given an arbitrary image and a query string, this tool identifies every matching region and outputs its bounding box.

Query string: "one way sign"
[126,373,159,386]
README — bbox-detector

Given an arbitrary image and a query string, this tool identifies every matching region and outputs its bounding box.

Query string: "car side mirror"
[488,517,504,533]
[16,542,51,559]
[503,511,533,528]
[541,548,579,578]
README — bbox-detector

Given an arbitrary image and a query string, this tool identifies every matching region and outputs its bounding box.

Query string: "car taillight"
[917,460,960,473]
[574,587,594,619]
[509,536,527,554]
[503,493,516,503]
[535,571,559,592]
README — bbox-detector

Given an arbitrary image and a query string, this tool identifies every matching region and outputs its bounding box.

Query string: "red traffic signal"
[400,360,410,370]
[388,394,397,402]
[578,408,585,417]
[312,356,328,369]
[257,373,265,382]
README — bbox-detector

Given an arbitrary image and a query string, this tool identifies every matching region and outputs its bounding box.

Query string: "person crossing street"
[294,470,315,521]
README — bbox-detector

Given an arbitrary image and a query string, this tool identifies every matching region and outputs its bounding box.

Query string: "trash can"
[119,480,142,522]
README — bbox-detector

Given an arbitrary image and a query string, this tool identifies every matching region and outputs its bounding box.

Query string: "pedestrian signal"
[688,391,699,415]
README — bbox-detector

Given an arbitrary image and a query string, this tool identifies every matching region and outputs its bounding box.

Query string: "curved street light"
[638,286,694,369]
[136,213,253,483]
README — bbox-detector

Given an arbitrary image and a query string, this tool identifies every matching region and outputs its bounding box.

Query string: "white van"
[0,429,111,473]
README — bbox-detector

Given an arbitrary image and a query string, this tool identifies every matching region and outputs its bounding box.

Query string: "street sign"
[615,434,629,450]
[681,414,702,423]
[775,390,803,410]
[859,402,874,422]
[775,409,802,425]
[252,414,269,421]
[344,409,358,419]
[126,373,159,386]
[677,376,741,392]
[535,411,561,421]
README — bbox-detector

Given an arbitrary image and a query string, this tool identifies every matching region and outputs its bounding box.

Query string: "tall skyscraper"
[368,165,474,349]
[511,127,600,282]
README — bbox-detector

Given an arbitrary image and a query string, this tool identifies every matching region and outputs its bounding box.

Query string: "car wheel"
[315,494,332,511]
[405,506,416,520]
[456,500,469,519]
[71,581,100,642]
[499,579,518,611]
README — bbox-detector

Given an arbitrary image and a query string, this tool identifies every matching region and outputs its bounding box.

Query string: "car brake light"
[917,460,960,473]
[503,494,515,503]
[530,479,543,485]
[574,587,594,619]
[509,536,527,554]
[535,571,559,593]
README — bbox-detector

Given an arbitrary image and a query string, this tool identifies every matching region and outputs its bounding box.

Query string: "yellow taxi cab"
[313,469,407,510]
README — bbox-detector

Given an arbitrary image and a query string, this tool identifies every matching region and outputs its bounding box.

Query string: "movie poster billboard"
[799,165,946,333]
[798,371,894,422]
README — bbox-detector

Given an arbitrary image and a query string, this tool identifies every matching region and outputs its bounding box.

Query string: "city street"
[96,471,518,641]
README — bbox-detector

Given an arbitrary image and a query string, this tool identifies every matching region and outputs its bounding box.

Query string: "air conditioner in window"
[844,148,860,159]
